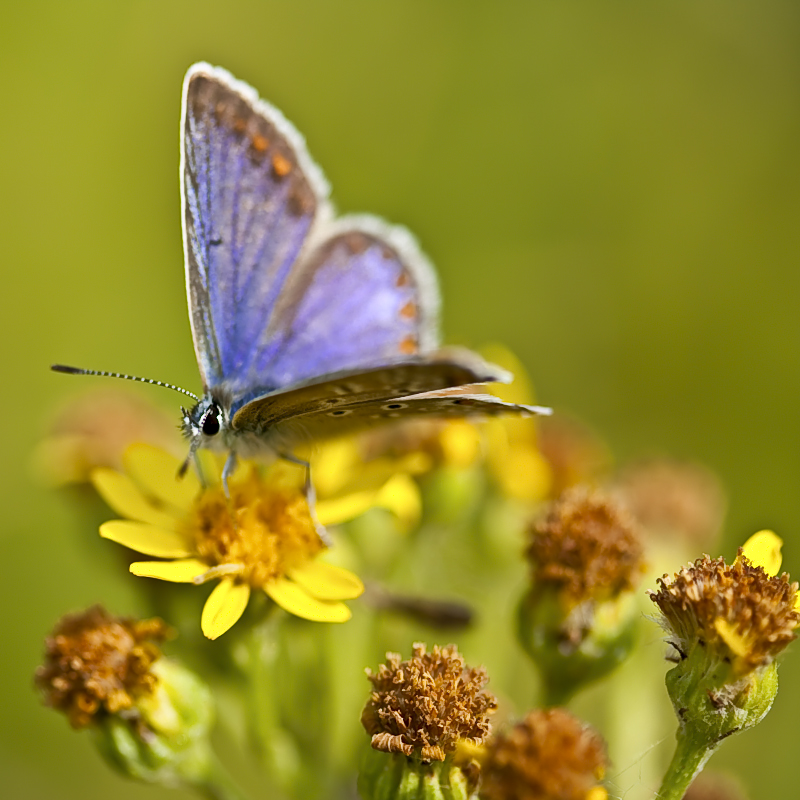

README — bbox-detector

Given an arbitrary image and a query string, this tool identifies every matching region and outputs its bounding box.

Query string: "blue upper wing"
[181,64,441,404]
[181,63,329,392]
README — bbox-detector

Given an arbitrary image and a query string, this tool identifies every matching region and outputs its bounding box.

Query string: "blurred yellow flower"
[481,345,552,503]
[92,444,364,639]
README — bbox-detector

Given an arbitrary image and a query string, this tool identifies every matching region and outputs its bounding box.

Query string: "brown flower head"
[650,550,799,673]
[613,458,726,545]
[480,708,608,800]
[35,606,171,728]
[361,643,497,762]
[33,389,177,486]
[527,486,645,604]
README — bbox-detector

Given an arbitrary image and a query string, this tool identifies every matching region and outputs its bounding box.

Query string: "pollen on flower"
[361,643,497,762]
[650,550,800,672]
[188,469,322,588]
[480,708,609,800]
[526,486,645,604]
[35,605,171,729]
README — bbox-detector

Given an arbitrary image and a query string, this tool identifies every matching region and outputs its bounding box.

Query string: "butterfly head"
[182,394,229,450]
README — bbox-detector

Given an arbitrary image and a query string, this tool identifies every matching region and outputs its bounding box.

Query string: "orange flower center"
[186,469,323,588]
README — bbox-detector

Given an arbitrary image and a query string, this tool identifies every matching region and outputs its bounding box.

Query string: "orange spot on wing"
[233,117,247,133]
[400,301,416,319]
[399,336,417,354]
[251,134,269,152]
[272,153,292,177]
[396,271,409,287]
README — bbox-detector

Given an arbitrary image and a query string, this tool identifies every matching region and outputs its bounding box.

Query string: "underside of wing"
[230,348,512,432]
[268,390,552,447]
[181,63,328,390]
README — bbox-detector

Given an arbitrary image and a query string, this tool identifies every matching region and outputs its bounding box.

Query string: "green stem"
[197,753,252,800]
[656,725,715,800]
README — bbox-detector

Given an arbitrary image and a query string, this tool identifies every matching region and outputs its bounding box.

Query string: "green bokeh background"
[3,1,799,798]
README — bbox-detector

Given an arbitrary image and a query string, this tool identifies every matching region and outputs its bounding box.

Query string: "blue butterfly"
[54,63,550,485]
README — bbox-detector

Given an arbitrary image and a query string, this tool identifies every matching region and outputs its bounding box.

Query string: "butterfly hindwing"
[251,217,441,389]
[181,63,328,391]
[230,350,510,431]
[267,390,548,445]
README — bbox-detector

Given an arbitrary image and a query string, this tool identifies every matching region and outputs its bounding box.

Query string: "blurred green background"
[3,1,799,798]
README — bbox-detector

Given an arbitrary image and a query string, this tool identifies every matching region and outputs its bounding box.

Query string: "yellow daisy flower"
[91,444,365,640]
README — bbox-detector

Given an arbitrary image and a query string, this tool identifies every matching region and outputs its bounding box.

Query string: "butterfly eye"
[201,405,221,436]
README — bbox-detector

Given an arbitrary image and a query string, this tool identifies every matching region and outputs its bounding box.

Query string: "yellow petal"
[265,577,352,622]
[740,530,783,575]
[316,473,421,529]
[316,490,376,526]
[311,438,359,496]
[123,443,200,512]
[287,559,364,600]
[91,468,177,529]
[714,617,749,659]
[100,520,194,558]
[201,578,250,640]
[130,558,208,582]
[439,421,481,468]
[374,473,421,529]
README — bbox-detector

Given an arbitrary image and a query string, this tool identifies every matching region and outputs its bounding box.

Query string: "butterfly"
[53,63,550,486]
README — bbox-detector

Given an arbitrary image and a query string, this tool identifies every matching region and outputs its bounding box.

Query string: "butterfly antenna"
[51,364,200,402]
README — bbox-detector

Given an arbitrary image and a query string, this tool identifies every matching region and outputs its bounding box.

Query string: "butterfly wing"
[265,388,551,447]
[181,63,330,391]
[230,349,511,432]
[182,65,441,400]
[249,216,441,389]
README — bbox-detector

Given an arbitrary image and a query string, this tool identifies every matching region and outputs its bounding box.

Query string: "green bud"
[92,658,215,788]
[358,749,475,800]
[666,646,778,747]
[517,586,639,706]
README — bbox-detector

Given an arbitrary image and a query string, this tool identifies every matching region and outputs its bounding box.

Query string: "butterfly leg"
[222,451,238,497]
[279,452,332,547]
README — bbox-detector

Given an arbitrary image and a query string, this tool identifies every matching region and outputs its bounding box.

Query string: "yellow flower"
[92,444,364,639]
[481,345,553,503]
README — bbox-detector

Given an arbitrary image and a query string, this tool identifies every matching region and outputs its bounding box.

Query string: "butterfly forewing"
[181,64,327,391]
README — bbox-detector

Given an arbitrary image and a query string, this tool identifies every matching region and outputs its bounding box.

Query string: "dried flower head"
[650,550,799,673]
[361,643,497,762]
[33,389,177,486]
[480,708,608,800]
[613,458,726,545]
[35,605,171,728]
[527,486,645,604]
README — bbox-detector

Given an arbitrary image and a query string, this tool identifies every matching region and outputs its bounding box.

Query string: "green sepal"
[91,658,215,788]
[358,749,477,800]
[518,586,639,705]
[665,644,779,747]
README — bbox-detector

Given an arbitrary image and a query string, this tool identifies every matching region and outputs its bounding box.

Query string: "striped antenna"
[51,364,200,402]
